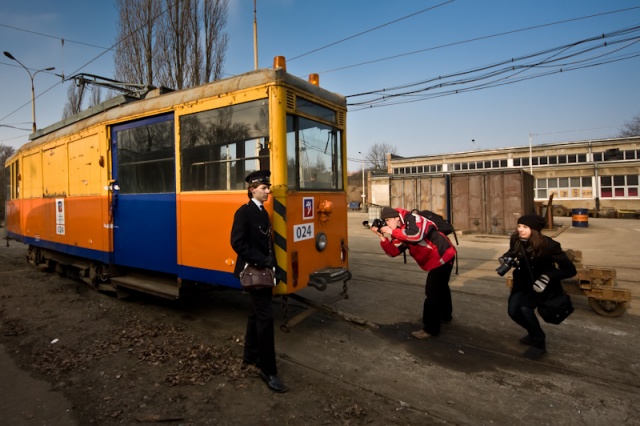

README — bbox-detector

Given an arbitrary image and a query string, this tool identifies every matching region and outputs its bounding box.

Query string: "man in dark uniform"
[230,170,287,393]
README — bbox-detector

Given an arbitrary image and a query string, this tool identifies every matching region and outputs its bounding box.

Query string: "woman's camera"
[496,253,518,276]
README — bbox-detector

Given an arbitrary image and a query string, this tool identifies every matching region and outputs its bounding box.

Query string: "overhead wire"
[2,3,639,131]
[315,5,640,76]
[0,23,111,51]
[287,1,455,62]
[0,0,183,128]
[346,25,640,110]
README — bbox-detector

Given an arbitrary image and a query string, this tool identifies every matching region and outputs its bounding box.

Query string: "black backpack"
[412,209,458,245]
[406,209,459,274]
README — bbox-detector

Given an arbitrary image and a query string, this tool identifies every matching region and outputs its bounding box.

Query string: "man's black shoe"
[260,372,288,393]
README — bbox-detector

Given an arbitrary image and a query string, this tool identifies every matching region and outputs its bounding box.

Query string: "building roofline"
[390,135,640,164]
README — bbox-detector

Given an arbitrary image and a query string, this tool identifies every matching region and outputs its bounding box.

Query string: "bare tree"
[618,113,640,137]
[156,0,194,90]
[113,0,228,91]
[1,144,16,221]
[364,143,398,171]
[202,0,228,82]
[114,0,161,86]
[62,83,85,119]
[88,87,102,109]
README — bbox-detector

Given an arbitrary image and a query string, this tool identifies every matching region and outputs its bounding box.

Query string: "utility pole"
[253,0,258,70]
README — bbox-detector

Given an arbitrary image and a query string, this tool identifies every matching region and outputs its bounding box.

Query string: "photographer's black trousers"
[422,259,454,336]
[508,290,546,348]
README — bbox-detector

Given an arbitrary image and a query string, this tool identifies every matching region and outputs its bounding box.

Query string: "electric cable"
[288,1,455,62]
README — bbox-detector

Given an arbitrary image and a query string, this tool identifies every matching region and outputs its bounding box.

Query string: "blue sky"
[1,0,639,171]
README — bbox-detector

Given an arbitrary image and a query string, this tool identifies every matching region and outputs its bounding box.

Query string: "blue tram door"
[110,114,177,274]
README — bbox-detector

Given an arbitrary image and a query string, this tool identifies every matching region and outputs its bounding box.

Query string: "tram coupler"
[279,289,377,333]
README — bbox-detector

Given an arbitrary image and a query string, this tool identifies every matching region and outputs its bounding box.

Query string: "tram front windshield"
[286,115,343,191]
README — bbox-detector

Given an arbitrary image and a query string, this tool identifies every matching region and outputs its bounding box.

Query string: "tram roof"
[18,67,346,154]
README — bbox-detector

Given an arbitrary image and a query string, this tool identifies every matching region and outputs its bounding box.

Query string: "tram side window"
[180,100,269,191]
[117,119,175,194]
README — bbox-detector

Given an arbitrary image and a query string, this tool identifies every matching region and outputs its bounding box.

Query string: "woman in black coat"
[504,215,577,359]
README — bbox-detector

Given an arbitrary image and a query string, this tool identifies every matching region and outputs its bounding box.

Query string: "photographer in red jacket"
[371,207,457,339]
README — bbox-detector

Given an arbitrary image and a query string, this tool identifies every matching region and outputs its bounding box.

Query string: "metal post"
[4,51,54,133]
[358,152,366,211]
[529,132,533,174]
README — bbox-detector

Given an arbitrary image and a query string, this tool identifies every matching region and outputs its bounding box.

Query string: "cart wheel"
[588,298,627,317]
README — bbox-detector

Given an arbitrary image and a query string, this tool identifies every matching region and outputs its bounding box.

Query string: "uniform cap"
[245,170,271,185]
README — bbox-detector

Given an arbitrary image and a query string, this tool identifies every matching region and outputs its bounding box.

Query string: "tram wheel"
[89,262,110,283]
[588,297,627,317]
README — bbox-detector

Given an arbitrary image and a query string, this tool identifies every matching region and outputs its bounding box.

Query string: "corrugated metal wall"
[374,170,534,234]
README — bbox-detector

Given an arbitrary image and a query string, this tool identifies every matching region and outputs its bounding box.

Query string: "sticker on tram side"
[293,223,314,242]
[56,198,66,235]
[303,197,314,220]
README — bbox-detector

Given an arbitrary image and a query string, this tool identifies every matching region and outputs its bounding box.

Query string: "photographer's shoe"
[411,329,432,340]
[519,335,534,346]
[523,346,546,360]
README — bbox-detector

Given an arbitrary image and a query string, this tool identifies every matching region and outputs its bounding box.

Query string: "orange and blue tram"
[3,57,351,300]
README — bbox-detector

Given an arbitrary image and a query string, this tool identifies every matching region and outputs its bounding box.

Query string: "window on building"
[535,176,593,200]
[600,174,639,198]
[593,152,603,161]
[578,154,586,162]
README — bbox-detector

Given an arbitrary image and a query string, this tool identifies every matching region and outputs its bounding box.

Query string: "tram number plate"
[293,223,314,242]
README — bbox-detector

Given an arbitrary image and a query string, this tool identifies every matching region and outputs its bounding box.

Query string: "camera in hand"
[371,218,385,229]
[496,253,518,276]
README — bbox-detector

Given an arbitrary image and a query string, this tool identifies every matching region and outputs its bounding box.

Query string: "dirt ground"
[1,214,639,425]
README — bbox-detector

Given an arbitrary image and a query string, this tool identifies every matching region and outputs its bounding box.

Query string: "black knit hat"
[517,214,546,232]
[380,207,399,219]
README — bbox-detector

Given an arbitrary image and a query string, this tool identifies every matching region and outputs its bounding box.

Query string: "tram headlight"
[315,232,327,252]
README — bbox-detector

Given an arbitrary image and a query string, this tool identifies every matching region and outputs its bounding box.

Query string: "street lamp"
[358,151,367,211]
[4,51,55,133]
